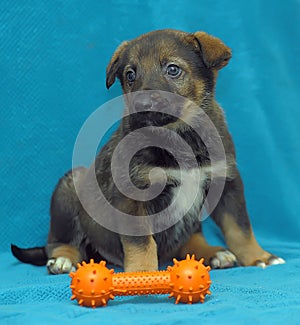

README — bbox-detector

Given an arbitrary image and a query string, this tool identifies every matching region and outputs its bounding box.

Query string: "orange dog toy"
[70,254,211,307]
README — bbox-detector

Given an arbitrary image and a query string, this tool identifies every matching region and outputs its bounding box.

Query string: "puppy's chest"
[168,168,207,217]
[153,168,207,259]
[155,168,207,225]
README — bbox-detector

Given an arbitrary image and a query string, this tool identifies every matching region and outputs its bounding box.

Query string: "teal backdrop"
[1,0,299,324]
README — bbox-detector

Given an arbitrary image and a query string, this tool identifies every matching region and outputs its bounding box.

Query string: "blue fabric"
[1,0,300,324]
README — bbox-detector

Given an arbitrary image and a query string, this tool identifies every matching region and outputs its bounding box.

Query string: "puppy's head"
[106,29,231,127]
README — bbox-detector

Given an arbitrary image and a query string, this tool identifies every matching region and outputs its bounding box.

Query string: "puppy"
[12,29,285,274]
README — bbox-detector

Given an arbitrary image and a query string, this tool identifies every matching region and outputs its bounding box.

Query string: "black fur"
[11,244,47,266]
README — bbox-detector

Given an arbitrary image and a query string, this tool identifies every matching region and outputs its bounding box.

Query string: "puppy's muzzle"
[131,91,169,113]
[128,91,178,127]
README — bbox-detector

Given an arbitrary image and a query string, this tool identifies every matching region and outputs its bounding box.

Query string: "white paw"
[46,257,76,274]
[255,256,286,268]
[210,250,238,269]
[269,257,285,265]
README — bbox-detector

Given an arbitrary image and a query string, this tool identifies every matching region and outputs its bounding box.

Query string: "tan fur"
[121,235,158,272]
[51,245,81,266]
[193,32,232,69]
[176,90,206,126]
[221,213,271,266]
[106,41,129,88]
[178,233,224,264]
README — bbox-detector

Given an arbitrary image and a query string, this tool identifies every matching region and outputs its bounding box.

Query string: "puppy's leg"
[121,235,158,272]
[209,173,285,267]
[178,231,237,269]
[46,168,86,274]
[46,244,80,274]
[113,190,159,271]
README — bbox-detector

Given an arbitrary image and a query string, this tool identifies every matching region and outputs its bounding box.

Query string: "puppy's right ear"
[106,41,129,89]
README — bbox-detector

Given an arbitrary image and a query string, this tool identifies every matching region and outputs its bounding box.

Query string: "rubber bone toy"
[70,254,212,307]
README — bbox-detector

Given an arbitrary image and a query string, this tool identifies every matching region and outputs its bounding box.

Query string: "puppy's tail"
[11,244,48,266]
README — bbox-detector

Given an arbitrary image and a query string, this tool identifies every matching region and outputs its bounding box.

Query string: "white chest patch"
[168,167,210,220]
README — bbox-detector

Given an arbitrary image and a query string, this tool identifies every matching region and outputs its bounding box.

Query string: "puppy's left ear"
[106,41,129,89]
[191,31,232,70]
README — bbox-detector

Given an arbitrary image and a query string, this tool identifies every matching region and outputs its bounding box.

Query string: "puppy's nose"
[134,93,153,112]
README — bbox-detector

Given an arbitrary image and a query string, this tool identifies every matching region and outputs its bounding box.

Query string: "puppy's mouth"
[129,111,178,128]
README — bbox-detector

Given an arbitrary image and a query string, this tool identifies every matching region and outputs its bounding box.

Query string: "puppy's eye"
[166,64,181,78]
[126,69,136,83]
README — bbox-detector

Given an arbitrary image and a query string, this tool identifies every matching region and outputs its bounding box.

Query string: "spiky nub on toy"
[70,254,212,307]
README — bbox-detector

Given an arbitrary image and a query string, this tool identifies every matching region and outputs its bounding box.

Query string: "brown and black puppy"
[12,29,285,274]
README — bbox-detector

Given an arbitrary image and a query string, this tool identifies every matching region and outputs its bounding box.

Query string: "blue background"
[1,0,299,324]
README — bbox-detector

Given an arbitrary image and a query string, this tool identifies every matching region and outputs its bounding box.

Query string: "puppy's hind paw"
[46,257,76,274]
[254,255,285,268]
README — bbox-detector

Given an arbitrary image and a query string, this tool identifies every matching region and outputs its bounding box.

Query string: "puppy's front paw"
[46,257,76,274]
[210,250,238,269]
[254,254,285,268]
